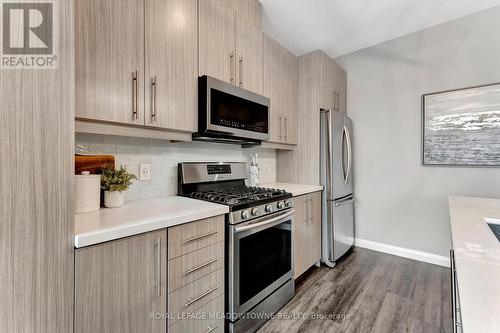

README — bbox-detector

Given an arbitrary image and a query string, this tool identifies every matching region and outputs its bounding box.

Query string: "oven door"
[229,209,294,316]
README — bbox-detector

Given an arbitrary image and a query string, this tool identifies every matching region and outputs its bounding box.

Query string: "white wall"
[76,133,276,201]
[336,6,500,257]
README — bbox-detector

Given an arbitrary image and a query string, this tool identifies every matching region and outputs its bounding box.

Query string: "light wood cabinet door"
[293,195,308,279]
[263,34,298,144]
[263,34,284,143]
[319,52,336,111]
[0,1,74,331]
[283,48,298,144]
[75,230,167,333]
[145,0,198,132]
[293,192,322,279]
[75,0,145,125]
[235,14,263,94]
[337,66,347,113]
[199,0,236,84]
[308,191,322,263]
[234,0,261,28]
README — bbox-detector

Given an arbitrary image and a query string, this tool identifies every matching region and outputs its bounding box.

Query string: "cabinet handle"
[153,238,161,297]
[185,258,218,276]
[151,76,157,122]
[239,56,243,87]
[333,89,337,111]
[185,286,218,308]
[309,197,313,223]
[184,231,218,244]
[132,70,138,119]
[337,92,341,112]
[304,197,308,223]
[279,116,282,140]
[205,324,219,333]
[230,51,235,84]
[284,117,288,141]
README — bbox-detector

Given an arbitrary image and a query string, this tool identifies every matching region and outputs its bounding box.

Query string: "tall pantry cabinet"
[0,1,75,332]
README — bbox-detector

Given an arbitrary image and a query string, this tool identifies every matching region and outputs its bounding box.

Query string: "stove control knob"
[251,208,259,216]
[285,199,292,207]
[265,204,273,212]
[241,210,250,219]
[277,201,285,209]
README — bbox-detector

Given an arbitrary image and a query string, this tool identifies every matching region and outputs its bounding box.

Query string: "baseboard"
[354,238,450,268]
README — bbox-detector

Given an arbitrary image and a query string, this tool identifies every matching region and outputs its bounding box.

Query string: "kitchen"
[1,1,500,333]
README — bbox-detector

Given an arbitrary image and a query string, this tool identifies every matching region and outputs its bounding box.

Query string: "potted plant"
[100,166,137,208]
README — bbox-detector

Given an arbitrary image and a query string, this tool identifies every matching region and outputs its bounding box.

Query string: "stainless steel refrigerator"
[320,109,355,267]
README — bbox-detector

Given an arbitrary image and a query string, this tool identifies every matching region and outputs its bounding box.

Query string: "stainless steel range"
[178,162,295,333]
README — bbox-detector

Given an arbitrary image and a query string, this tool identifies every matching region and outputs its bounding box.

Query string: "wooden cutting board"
[75,155,115,174]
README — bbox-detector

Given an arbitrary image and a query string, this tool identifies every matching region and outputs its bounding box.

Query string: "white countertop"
[261,183,323,197]
[74,196,229,248]
[448,196,500,333]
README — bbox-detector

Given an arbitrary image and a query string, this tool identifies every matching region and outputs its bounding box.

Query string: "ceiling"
[260,0,500,58]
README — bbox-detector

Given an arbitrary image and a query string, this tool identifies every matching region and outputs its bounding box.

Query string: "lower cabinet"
[75,215,225,333]
[293,191,322,279]
[167,216,225,328]
[75,229,168,333]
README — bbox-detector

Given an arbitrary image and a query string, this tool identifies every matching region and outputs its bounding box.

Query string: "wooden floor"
[258,248,452,333]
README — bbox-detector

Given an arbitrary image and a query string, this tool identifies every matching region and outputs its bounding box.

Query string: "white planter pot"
[104,191,124,208]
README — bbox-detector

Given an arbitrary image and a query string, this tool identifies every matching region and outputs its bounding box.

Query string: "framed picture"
[422,83,500,166]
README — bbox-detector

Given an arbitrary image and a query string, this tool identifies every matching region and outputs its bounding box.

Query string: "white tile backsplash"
[76,133,277,201]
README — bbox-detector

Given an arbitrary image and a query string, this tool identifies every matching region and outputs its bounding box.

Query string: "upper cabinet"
[319,51,347,113]
[336,66,347,113]
[199,0,263,94]
[75,0,145,125]
[198,0,235,85]
[320,52,337,111]
[234,0,262,27]
[145,0,198,132]
[263,34,298,145]
[76,0,198,133]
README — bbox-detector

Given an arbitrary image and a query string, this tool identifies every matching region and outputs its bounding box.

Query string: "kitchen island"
[448,196,500,333]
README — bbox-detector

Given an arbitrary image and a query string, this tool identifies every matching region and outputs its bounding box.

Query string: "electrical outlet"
[139,164,151,181]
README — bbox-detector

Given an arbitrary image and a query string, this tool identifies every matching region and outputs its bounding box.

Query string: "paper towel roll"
[75,173,101,214]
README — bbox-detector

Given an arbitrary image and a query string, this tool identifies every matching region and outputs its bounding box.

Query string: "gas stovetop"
[178,162,293,223]
[187,186,291,210]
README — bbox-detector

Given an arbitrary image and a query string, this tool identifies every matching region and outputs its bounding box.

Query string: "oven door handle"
[234,209,295,234]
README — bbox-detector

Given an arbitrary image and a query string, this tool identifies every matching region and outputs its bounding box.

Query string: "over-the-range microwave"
[194,75,270,145]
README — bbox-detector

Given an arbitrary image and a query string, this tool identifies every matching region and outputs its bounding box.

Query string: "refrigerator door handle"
[341,126,348,184]
[326,110,334,200]
[345,125,352,185]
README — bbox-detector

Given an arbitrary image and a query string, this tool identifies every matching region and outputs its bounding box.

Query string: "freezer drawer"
[331,196,355,262]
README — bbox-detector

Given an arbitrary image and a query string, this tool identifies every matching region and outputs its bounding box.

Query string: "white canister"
[75,172,101,214]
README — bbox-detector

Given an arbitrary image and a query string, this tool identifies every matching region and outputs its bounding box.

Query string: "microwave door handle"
[234,210,295,234]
